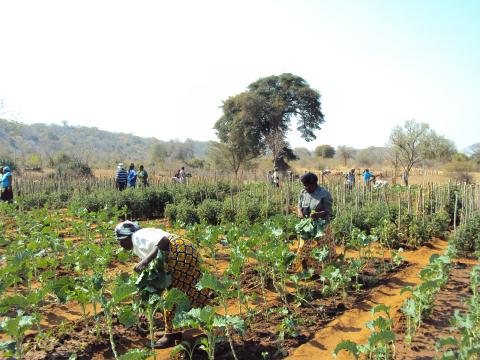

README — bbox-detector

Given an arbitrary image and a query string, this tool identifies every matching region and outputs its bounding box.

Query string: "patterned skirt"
[164,237,210,332]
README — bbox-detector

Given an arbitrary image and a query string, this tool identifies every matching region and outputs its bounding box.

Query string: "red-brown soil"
[394,260,475,359]
[23,257,409,359]
[287,238,449,360]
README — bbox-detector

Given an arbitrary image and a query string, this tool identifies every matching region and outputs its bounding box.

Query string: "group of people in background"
[172,166,186,183]
[0,165,13,202]
[115,163,149,190]
[345,168,375,189]
[345,168,410,189]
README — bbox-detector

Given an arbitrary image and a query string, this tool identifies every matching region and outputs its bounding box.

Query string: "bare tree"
[207,141,256,179]
[389,120,455,177]
[337,145,355,166]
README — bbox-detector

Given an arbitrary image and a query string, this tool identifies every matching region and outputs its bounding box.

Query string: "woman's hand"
[134,262,147,273]
[297,208,304,219]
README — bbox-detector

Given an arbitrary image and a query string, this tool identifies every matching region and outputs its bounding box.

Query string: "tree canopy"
[314,144,336,158]
[467,143,480,163]
[214,73,324,167]
[389,119,456,174]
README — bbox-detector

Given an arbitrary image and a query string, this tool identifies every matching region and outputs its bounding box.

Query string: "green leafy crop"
[295,217,325,240]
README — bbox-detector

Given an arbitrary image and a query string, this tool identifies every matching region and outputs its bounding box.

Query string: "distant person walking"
[172,169,181,183]
[179,166,186,184]
[115,163,128,191]
[272,168,280,188]
[267,170,273,185]
[345,168,355,190]
[138,165,149,187]
[402,170,409,186]
[1,166,13,203]
[127,163,137,188]
[362,169,374,190]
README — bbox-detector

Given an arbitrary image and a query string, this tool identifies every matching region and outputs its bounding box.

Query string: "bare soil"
[394,260,475,360]
[23,258,409,359]
[287,238,449,360]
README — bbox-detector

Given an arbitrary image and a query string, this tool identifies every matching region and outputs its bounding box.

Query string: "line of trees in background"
[2,73,480,181]
[211,73,477,180]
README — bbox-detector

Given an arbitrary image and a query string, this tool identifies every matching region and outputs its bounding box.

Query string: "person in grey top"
[297,172,333,222]
[295,172,335,272]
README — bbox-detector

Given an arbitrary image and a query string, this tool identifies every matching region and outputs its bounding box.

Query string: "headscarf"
[115,220,141,240]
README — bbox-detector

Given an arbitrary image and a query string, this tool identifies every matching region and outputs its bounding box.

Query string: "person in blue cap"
[1,166,13,202]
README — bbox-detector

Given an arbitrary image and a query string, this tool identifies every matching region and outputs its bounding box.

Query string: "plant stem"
[105,310,119,360]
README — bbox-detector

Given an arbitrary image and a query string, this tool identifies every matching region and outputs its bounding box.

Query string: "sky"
[0,0,479,151]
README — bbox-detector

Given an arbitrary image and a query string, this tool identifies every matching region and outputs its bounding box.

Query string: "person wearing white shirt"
[115,221,210,348]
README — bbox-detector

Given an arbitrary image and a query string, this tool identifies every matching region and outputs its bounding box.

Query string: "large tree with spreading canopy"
[214,73,325,168]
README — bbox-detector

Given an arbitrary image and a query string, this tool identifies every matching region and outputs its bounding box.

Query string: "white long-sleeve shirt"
[131,228,171,260]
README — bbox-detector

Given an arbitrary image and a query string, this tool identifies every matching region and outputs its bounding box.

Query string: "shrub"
[220,199,237,224]
[197,199,223,225]
[427,211,450,238]
[407,218,429,247]
[175,200,199,225]
[372,218,401,248]
[67,187,174,219]
[444,186,462,226]
[235,201,261,224]
[331,211,353,241]
[451,213,480,254]
[164,203,177,223]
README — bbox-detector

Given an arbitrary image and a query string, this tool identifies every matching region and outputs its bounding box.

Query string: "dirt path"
[394,260,476,359]
[287,238,449,360]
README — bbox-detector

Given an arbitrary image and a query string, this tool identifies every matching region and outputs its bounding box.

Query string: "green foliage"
[175,200,199,225]
[334,340,359,359]
[135,250,172,300]
[400,250,452,342]
[235,199,261,224]
[295,217,325,240]
[451,213,480,254]
[314,144,336,158]
[118,348,153,360]
[164,203,177,223]
[197,199,223,225]
[436,265,480,359]
[0,311,39,359]
[220,199,237,223]
[216,73,324,165]
[407,218,430,247]
[174,305,245,360]
[69,187,173,218]
[427,210,450,238]
[334,304,395,359]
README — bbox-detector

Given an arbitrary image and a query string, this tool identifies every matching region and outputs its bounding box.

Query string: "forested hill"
[0,119,209,167]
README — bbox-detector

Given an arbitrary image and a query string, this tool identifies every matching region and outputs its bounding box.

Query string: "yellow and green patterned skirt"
[164,237,210,332]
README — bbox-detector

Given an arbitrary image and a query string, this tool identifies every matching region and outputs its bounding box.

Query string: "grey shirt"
[297,186,333,220]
